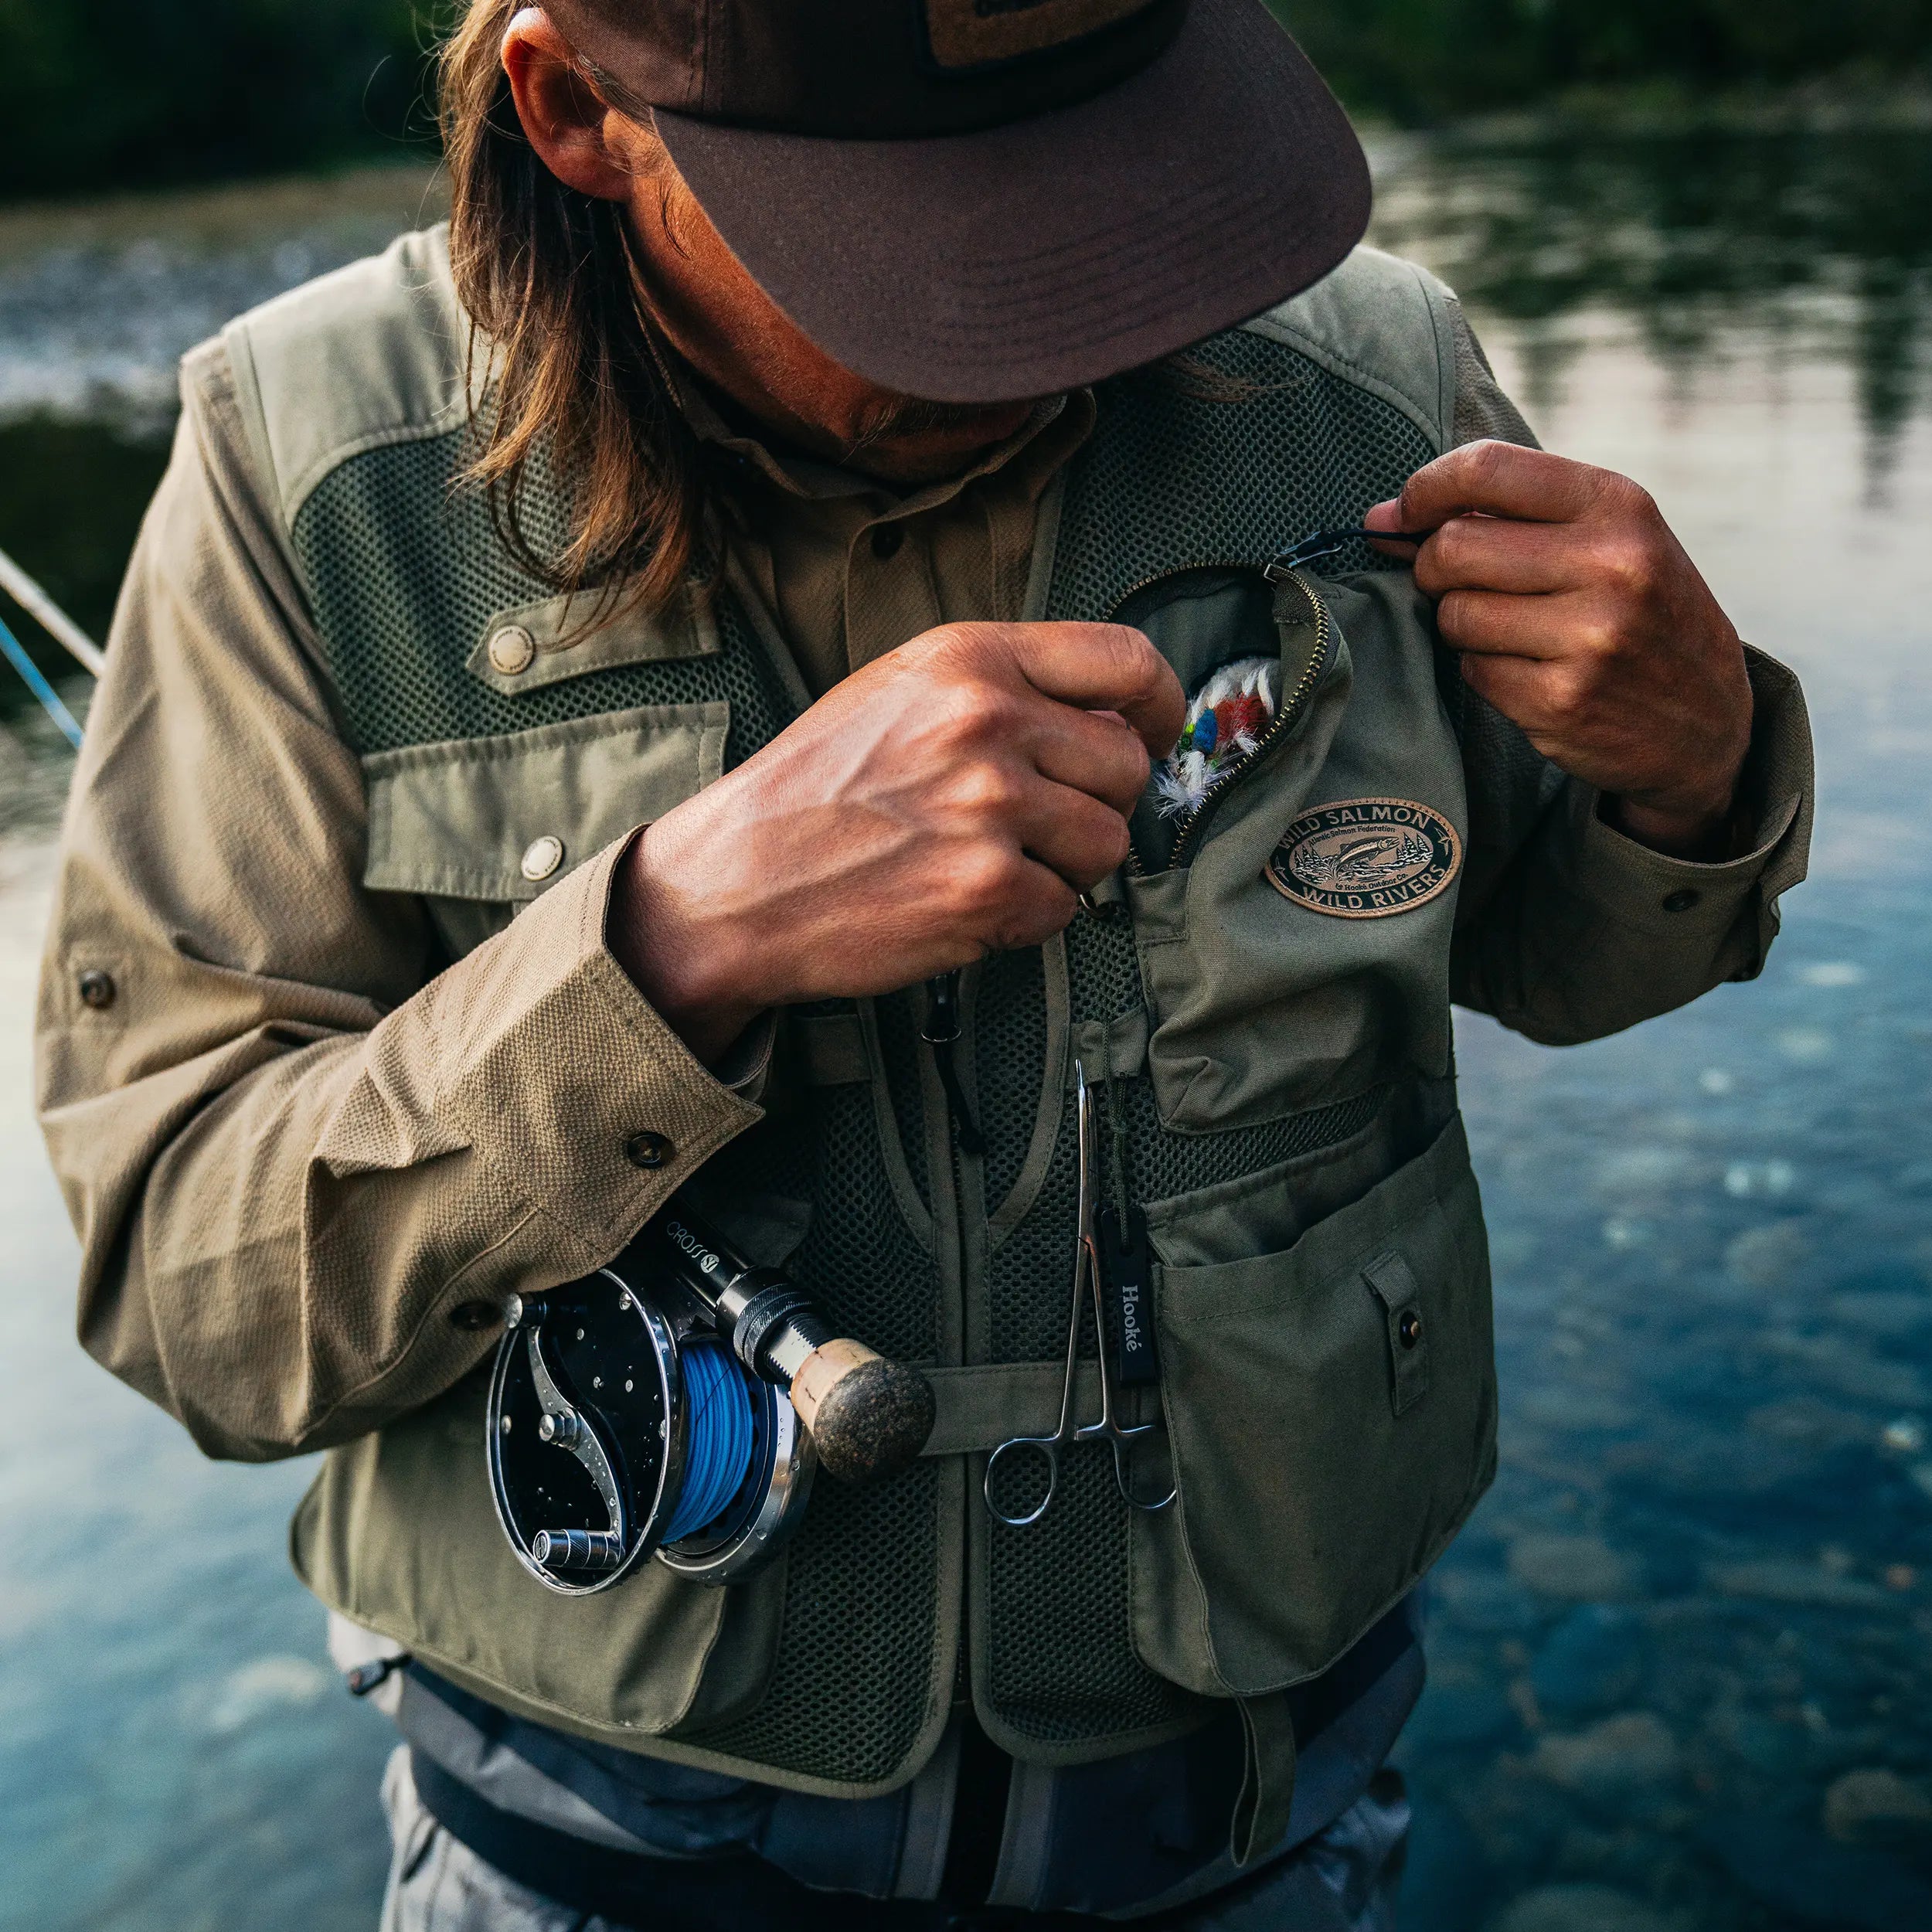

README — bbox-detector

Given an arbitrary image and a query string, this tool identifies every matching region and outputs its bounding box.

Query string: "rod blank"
[0,543,104,679]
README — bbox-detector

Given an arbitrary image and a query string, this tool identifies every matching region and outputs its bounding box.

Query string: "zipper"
[922,968,985,1155]
[1108,561,1335,877]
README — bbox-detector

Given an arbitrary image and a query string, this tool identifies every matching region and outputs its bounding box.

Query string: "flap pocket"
[1131,1117,1497,1698]
[363,701,728,903]
[467,578,721,696]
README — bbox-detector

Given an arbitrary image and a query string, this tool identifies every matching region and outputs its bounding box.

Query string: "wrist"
[1604,771,1743,860]
[608,823,768,1066]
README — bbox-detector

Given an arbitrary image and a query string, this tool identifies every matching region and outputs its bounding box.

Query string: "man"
[36,2,1811,1927]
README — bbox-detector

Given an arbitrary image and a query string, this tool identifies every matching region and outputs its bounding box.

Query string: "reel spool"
[487,1259,814,1596]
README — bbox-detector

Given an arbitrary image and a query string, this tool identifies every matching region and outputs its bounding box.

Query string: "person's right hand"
[608,621,1183,1063]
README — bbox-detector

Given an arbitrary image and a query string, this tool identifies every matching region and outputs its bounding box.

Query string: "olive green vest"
[229,230,1497,1815]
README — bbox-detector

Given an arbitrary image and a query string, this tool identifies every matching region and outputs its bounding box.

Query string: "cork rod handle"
[788,1338,937,1486]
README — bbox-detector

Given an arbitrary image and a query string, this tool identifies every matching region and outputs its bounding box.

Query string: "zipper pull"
[1265,526,1432,580]
[921,971,985,1156]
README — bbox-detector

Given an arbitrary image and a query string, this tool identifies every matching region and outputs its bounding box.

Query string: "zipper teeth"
[1112,566,1333,876]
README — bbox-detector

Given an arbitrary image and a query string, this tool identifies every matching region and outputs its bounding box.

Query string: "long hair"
[439,0,704,619]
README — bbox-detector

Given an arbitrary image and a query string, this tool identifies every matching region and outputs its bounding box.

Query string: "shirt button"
[488,625,536,676]
[870,524,904,560]
[625,1131,672,1170]
[1662,889,1702,913]
[448,1300,503,1332]
[520,835,564,882]
[77,968,117,1010]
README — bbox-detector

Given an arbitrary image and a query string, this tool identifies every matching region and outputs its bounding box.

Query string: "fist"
[1366,440,1753,855]
[610,621,1185,1061]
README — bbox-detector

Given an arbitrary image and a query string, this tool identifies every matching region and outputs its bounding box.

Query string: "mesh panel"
[986,1441,1195,1745]
[689,1463,940,1784]
[1053,338,1437,623]
[872,991,933,1217]
[974,946,1048,1216]
[290,431,795,760]
[679,1084,942,1778]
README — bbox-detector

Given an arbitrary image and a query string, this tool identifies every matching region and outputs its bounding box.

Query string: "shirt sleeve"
[35,342,762,1462]
[1436,303,1815,1041]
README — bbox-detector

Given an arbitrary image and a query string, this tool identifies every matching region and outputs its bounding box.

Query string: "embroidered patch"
[924,0,1151,70]
[1266,798,1461,919]
[1155,656,1280,821]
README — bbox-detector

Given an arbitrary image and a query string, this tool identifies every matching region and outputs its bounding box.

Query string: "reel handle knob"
[788,1338,937,1486]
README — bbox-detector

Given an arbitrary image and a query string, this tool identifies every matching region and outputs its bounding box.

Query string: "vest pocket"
[362,700,730,906]
[1128,1116,1496,1699]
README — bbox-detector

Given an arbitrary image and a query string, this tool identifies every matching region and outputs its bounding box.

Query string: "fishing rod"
[0,541,102,750]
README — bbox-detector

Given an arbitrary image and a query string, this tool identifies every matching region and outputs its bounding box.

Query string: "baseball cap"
[545,0,1369,403]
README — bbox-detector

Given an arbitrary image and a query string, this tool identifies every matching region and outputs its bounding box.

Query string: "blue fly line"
[664,1339,755,1543]
[0,611,83,750]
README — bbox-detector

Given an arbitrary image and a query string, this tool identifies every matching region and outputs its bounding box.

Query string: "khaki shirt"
[34,296,1807,1461]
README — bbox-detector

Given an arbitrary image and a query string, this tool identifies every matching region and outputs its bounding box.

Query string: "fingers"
[960,621,1186,760]
[1410,517,1597,599]
[1012,777,1134,891]
[1028,703,1151,818]
[1456,649,1566,731]
[1389,441,1630,533]
[1436,588,1577,662]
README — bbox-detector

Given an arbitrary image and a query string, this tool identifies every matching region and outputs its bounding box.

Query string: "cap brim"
[653,0,1369,404]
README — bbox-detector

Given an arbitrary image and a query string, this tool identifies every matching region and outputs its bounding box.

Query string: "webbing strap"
[920,1361,1159,1455]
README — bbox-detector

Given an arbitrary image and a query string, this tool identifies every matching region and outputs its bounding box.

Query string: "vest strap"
[1231,1690,1299,1868]
[921,1361,1160,1456]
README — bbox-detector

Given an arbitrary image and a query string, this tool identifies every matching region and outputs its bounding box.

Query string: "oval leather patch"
[1266,798,1461,919]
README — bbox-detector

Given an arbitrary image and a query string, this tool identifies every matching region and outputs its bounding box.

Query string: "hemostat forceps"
[984,1062,1177,1529]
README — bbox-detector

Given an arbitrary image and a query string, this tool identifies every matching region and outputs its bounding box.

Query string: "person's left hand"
[1365,440,1753,856]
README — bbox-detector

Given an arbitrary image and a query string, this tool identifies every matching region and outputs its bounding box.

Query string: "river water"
[2,134,1929,1930]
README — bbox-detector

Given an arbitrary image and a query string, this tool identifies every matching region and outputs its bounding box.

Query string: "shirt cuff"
[1563,646,1814,968]
[437,835,764,1266]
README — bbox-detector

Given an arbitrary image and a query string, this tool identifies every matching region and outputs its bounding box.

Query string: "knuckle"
[952,847,1022,919]
[951,759,1025,823]
[995,881,1077,951]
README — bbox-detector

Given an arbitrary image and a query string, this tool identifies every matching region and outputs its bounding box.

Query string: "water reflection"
[1,133,1930,1932]
[1373,129,1932,489]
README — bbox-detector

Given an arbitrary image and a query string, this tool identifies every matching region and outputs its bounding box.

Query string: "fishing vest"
[233,228,1498,1821]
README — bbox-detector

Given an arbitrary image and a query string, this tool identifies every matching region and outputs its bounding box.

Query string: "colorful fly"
[1155,656,1281,819]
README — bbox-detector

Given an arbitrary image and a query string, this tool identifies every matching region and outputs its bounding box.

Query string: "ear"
[502,8,639,203]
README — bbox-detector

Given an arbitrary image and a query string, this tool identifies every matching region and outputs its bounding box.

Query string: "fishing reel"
[488,1202,936,1595]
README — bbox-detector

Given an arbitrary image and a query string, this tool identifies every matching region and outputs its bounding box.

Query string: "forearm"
[44,839,763,1460]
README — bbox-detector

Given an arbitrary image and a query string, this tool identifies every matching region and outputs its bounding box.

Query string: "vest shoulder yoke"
[1243,244,1459,457]
[220,224,470,539]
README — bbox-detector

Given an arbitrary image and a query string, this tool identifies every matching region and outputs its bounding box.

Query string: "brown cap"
[549,0,1370,403]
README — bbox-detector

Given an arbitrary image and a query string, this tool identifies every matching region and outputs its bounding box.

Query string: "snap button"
[1662,889,1702,914]
[448,1299,503,1332]
[77,968,117,1010]
[625,1131,672,1170]
[870,524,903,561]
[488,625,536,676]
[1398,1310,1423,1349]
[520,835,564,882]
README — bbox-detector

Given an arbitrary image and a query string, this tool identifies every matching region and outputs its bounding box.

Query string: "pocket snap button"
[520,835,564,882]
[625,1131,672,1170]
[1398,1310,1423,1349]
[1662,889,1702,913]
[488,625,536,676]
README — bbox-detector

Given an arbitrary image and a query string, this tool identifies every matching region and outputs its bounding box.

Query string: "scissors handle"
[984,1434,1063,1529]
[1079,1416,1178,1513]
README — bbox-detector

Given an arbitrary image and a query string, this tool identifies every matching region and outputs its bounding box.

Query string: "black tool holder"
[487,1202,935,1596]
